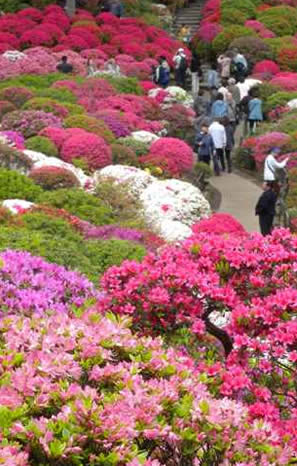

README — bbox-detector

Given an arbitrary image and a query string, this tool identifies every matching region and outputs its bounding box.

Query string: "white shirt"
[209,122,226,149]
[264,154,288,181]
[173,53,185,69]
[218,86,229,100]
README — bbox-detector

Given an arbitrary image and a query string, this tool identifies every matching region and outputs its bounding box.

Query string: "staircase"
[173,0,204,38]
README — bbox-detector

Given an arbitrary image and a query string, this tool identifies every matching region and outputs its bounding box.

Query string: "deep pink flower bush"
[39,126,69,150]
[0,32,19,48]
[244,20,275,38]
[253,59,280,76]
[61,132,112,170]
[0,250,96,315]
[242,131,291,167]
[20,30,54,48]
[0,130,25,149]
[141,138,194,177]
[271,72,297,90]
[97,114,131,138]
[98,228,297,455]
[197,22,223,42]
[192,213,247,237]
[17,7,43,22]
[0,306,292,463]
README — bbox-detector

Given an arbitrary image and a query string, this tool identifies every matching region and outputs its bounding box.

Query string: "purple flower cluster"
[98,114,131,138]
[80,222,143,242]
[0,250,97,315]
[0,130,25,149]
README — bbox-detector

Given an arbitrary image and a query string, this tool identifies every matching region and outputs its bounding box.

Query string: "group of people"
[101,0,124,17]
[56,55,121,77]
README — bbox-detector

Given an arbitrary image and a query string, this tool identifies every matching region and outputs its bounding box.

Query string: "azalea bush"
[0,307,291,464]
[98,228,297,455]
[29,166,80,190]
[141,137,194,177]
[1,110,62,138]
[25,135,58,157]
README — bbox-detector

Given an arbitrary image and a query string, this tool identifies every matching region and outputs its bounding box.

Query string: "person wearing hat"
[173,48,188,88]
[264,148,289,183]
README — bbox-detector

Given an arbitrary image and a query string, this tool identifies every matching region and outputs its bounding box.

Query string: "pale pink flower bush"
[0,306,292,464]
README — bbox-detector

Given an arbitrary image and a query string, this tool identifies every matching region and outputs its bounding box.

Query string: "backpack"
[179,55,188,72]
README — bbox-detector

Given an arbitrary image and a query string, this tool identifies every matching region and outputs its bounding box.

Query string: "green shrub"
[38,188,115,225]
[0,74,72,91]
[102,76,143,95]
[111,143,139,166]
[0,87,34,108]
[29,167,79,190]
[118,137,149,157]
[229,36,272,65]
[36,88,77,104]
[0,0,27,12]
[23,97,68,118]
[221,9,248,26]
[0,100,16,120]
[258,6,297,36]
[60,102,84,116]
[25,136,59,157]
[21,212,81,242]
[265,37,297,60]
[265,91,297,113]
[258,82,283,104]
[0,168,43,201]
[212,26,256,54]
[64,115,115,144]
[0,225,146,283]
[0,143,33,174]
[276,110,297,134]
[95,177,146,228]
[221,0,257,17]
[234,147,256,171]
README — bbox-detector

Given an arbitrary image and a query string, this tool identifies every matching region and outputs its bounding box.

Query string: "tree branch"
[202,309,233,357]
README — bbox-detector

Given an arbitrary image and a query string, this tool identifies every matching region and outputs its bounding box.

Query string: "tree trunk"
[65,0,76,17]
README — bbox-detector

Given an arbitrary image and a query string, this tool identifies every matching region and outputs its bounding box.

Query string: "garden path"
[210,172,262,232]
[173,0,204,37]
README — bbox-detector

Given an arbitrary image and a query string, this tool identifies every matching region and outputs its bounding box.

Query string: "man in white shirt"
[264,147,289,182]
[209,118,226,175]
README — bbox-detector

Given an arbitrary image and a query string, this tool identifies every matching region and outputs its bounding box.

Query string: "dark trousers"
[198,154,210,165]
[249,119,259,134]
[175,69,186,88]
[216,148,225,171]
[213,150,221,175]
[259,214,274,236]
[225,149,232,172]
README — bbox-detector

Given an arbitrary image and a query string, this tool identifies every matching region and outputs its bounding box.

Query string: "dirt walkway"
[210,172,262,232]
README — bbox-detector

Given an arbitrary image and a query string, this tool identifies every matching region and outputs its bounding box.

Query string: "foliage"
[265,91,297,112]
[258,6,297,36]
[99,75,144,95]
[0,86,34,108]
[111,143,139,166]
[229,36,272,65]
[0,167,42,201]
[212,26,255,54]
[29,166,80,190]
[22,97,69,119]
[117,136,150,156]
[25,135,58,157]
[38,188,115,226]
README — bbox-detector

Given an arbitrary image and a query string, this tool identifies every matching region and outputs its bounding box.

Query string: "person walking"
[226,92,236,131]
[194,123,214,165]
[217,53,231,80]
[209,118,226,174]
[207,63,220,90]
[248,89,263,134]
[222,116,234,173]
[190,52,200,96]
[155,56,170,88]
[227,77,241,122]
[210,93,228,120]
[173,48,188,88]
[177,24,191,44]
[255,182,277,236]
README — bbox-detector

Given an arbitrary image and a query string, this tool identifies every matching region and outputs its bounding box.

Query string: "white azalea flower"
[3,199,34,214]
[131,131,160,144]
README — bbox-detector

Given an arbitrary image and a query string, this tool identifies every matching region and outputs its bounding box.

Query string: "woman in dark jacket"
[255,182,277,236]
[194,123,214,165]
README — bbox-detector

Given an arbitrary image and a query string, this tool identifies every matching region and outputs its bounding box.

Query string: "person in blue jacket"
[248,88,263,134]
[194,123,214,165]
[155,56,170,88]
[210,93,228,120]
